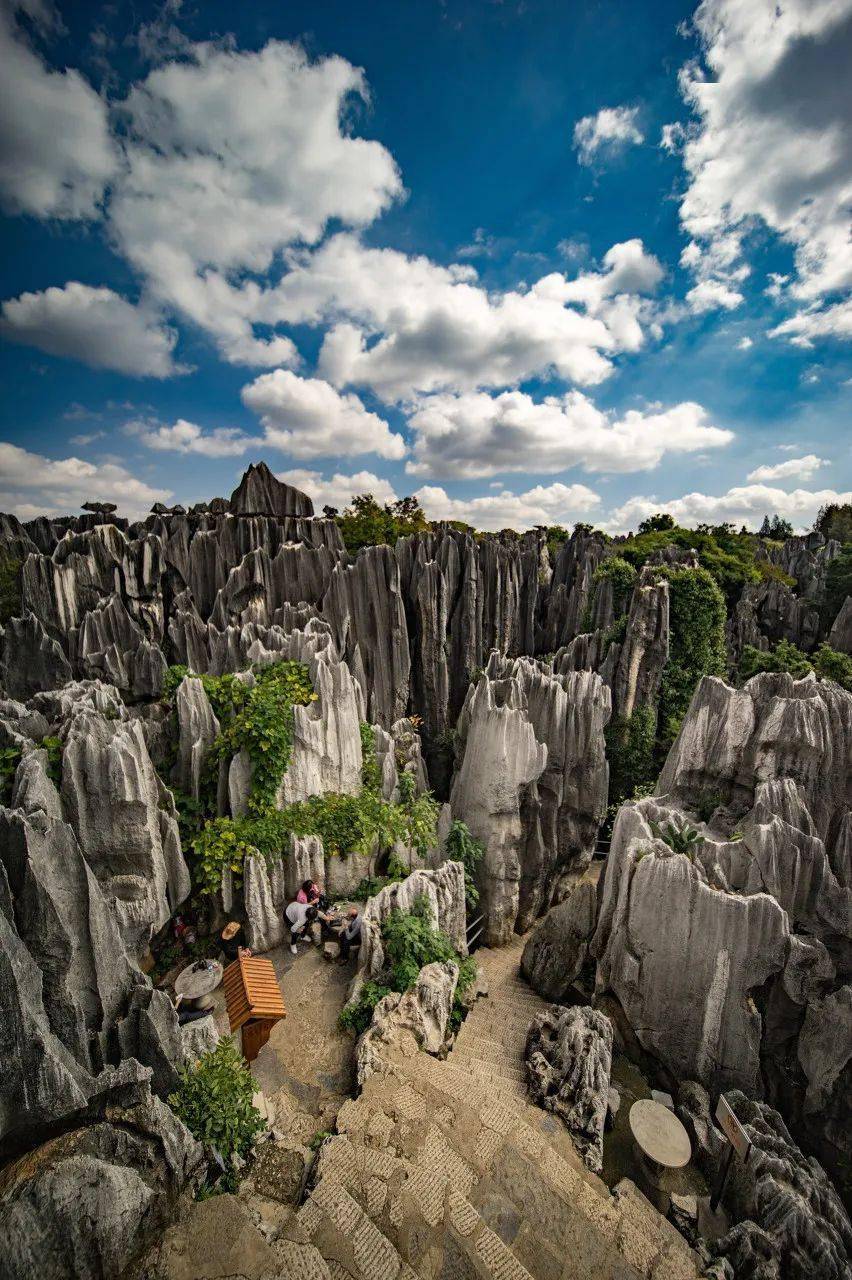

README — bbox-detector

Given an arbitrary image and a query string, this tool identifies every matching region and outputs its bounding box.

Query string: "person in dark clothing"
[220,920,251,963]
[338,906,362,962]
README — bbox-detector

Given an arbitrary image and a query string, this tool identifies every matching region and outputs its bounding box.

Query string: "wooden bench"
[223,954,286,1062]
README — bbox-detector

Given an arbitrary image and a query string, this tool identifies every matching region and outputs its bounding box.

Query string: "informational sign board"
[715,1096,752,1161]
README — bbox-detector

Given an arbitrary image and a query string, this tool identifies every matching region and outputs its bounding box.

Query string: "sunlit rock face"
[451,652,610,944]
[592,671,852,1193]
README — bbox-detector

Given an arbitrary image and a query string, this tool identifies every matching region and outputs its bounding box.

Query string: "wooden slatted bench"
[223,954,286,1062]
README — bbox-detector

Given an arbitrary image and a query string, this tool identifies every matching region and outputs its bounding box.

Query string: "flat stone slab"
[174,959,223,1001]
[629,1099,691,1169]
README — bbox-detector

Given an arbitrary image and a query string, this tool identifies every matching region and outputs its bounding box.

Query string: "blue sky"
[0,0,850,529]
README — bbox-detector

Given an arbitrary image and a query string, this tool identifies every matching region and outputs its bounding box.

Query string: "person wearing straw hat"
[220,920,251,964]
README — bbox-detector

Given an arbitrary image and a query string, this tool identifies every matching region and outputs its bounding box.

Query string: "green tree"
[816,503,852,545]
[593,556,637,615]
[336,493,429,552]
[638,512,675,534]
[657,566,727,752]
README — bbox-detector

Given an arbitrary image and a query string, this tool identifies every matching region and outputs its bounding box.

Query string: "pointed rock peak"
[229,461,314,519]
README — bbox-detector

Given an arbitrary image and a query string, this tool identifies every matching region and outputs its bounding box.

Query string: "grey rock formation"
[0,1064,203,1280]
[829,596,852,654]
[712,1091,852,1280]
[451,652,610,943]
[350,862,467,1003]
[229,460,314,518]
[61,708,190,955]
[520,879,598,1002]
[172,674,219,800]
[356,960,459,1084]
[525,1004,613,1174]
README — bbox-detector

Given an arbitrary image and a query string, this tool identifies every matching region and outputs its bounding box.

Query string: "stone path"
[140,934,701,1280]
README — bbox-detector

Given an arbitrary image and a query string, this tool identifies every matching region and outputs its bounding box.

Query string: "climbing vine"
[656,566,727,754]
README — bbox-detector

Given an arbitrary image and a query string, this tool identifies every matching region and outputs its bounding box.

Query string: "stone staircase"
[284,936,702,1280]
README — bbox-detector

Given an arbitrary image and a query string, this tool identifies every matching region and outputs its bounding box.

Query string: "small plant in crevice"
[0,743,22,805]
[41,736,63,787]
[650,818,701,860]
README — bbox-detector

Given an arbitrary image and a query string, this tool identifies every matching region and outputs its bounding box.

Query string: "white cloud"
[736,336,753,350]
[0,282,186,377]
[573,106,644,166]
[405,390,733,479]
[131,418,257,457]
[0,3,118,219]
[685,279,744,314]
[768,299,852,347]
[660,122,687,153]
[107,39,402,365]
[675,0,852,324]
[276,468,399,511]
[747,454,827,483]
[0,441,171,520]
[265,233,664,400]
[606,482,852,535]
[241,369,406,459]
[415,482,601,532]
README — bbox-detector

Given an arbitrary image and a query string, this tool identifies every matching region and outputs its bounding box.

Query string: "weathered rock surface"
[525,1004,613,1174]
[0,1064,203,1280]
[520,879,598,1002]
[712,1091,852,1280]
[350,862,467,1003]
[356,960,459,1084]
[451,652,610,943]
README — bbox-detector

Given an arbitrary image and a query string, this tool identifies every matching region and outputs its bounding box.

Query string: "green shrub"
[359,722,381,792]
[0,744,22,805]
[169,1039,267,1192]
[336,493,429,552]
[813,643,852,692]
[594,556,637,615]
[605,705,656,809]
[444,819,485,911]
[651,819,700,859]
[739,639,812,683]
[0,550,22,625]
[41,736,62,787]
[337,981,393,1035]
[657,566,727,753]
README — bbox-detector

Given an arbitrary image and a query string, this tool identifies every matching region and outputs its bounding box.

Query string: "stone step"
[449,1052,529,1085]
[452,1032,528,1067]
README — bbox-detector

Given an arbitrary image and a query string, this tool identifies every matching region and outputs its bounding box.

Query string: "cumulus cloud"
[106,39,402,365]
[736,336,753,350]
[276,468,399,510]
[241,369,406,459]
[415,482,601,532]
[573,106,644,165]
[0,3,118,219]
[606,482,852,535]
[0,282,186,377]
[685,279,744,314]
[131,418,257,457]
[405,390,733,479]
[265,233,664,400]
[0,441,171,520]
[746,454,827,483]
[768,299,852,347]
[675,0,852,330]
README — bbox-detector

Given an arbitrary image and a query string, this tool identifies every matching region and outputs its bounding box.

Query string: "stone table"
[174,959,224,1006]
[629,1098,691,1211]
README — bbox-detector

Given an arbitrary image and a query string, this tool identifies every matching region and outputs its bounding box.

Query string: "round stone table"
[629,1099,691,1168]
[174,960,223,1004]
[629,1099,691,1213]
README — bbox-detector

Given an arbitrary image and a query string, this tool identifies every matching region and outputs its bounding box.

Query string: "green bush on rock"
[168,1039,267,1193]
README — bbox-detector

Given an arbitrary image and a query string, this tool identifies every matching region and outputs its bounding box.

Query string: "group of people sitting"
[284,879,362,961]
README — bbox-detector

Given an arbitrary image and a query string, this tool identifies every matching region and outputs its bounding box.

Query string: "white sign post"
[711,1096,752,1211]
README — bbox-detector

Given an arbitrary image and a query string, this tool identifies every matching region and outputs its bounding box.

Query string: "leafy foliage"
[823,546,852,628]
[0,550,22,625]
[359,721,381,792]
[444,819,485,910]
[815,502,852,545]
[338,895,475,1036]
[657,566,727,753]
[651,818,700,859]
[169,1039,267,1192]
[593,555,637,615]
[617,523,771,609]
[605,705,656,809]
[739,639,852,692]
[41,736,62,787]
[335,493,429,553]
[758,514,794,539]
[0,744,22,805]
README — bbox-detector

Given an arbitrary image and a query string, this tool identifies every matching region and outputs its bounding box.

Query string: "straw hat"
[221,920,241,941]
